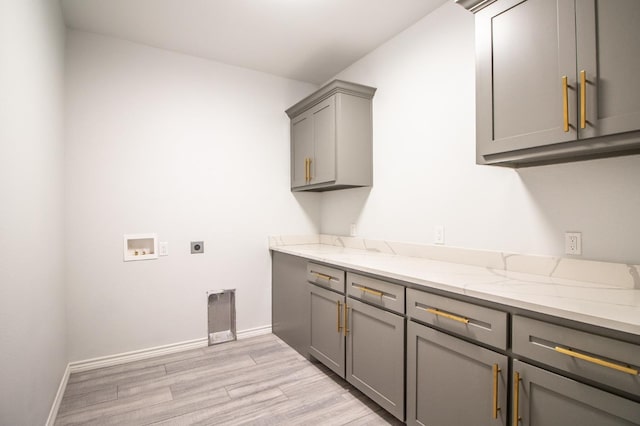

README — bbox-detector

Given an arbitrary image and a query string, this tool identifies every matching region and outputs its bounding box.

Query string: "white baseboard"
[68,324,272,374]
[236,324,272,340]
[48,324,272,424]
[68,337,209,373]
[46,363,70,426]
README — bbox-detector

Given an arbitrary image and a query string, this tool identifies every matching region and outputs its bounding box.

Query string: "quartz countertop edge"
[271,244,640,338]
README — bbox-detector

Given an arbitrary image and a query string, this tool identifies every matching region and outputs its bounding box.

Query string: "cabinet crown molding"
[455,0,496,13]
[286,79,376,118]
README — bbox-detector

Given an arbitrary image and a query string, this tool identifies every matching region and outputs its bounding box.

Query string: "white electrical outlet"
[434,225,445,245]
[565,232,582,255]
[350,224,357,237]
[159,242,169,256]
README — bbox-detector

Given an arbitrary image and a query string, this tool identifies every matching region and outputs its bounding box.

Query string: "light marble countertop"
[271,243,640,338]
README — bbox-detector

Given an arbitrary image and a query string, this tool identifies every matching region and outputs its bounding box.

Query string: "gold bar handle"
[554,346,639,375]
[426,308,469,324]
[343,303,349,336]
[313,272,333,281]
[492,364,501,419]
[354,285,383,297]
[304,158,309,182]
[562,75,569,132]
[308,157,312,182]
[513,371,521,424]
[580,70,587,129]
[337,301,342,332]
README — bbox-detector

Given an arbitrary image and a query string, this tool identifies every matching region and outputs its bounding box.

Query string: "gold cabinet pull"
[308,157,312,182]
[554,346,639,375]
[304,158,309,182]
[426,308,469,324]
[313,272,333,281]
[562,75,569,132]
[343,303,350,336]
[513,371,521,424]
[492,364,501,419]
[580,70,587,129]
[354,285,383,297]
[337,301,342,332]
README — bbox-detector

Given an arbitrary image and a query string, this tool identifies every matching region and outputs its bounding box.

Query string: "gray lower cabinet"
[286,79,376,192]
[475,0,640,166]
[271,252,310,358]
[346,297,405,421]
[276,256,640,424]
[308,273,405,421]
[308,282,346,376]
[406,320,508,426]
[512,315,640,397]
[512,360,640,426]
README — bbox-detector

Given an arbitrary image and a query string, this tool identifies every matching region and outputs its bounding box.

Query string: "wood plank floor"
[56,334,404,425]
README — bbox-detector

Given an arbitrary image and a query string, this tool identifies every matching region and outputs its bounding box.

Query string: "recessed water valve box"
[123,233,158,261]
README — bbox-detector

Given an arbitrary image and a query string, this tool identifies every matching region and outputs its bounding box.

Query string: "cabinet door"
[308,283,345,377]
[576,0,640,139]
[406,321,508,426]
[310,97,336,185]
[346,298,405,421]
[476,0,578,159]
[272,252,310,359]
[291,111,313,188]
[513,360,640,426]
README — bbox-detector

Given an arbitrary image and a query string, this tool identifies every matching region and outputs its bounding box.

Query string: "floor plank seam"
[54,334,401,426]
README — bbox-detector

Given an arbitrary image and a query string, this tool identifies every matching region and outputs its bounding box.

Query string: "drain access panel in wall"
[123,233,158,261]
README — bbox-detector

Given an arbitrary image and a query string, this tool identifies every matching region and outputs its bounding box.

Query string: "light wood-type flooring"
[55,333,403,425]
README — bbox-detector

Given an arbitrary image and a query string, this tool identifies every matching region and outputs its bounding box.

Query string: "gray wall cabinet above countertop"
[286,80,376,191]
[475,0,640,167]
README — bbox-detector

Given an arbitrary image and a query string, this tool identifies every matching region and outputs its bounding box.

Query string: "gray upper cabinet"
[286,80,376,191]
[476,0,640,166]
[576,0,640,140]
[291,111,314,188]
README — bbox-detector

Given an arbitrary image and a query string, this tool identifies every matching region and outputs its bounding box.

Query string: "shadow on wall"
[292,191,323,231]
[318,187,372,236]
[516,154,640,265]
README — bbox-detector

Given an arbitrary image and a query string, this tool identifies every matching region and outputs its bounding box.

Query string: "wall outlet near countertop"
[434,225,445,245]
[159,241,169,256]
[350,223,357,237]
[565,232,582,255]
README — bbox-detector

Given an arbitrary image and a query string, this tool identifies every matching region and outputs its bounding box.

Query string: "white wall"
[65,31,320,361]
[322,2,640,265]
[0,0,67,424]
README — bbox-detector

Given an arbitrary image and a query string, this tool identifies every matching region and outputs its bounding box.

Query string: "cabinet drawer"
[512,315,640,396]
[307,263,345,294]
[347,273,405,314]
[406,289,507,350]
